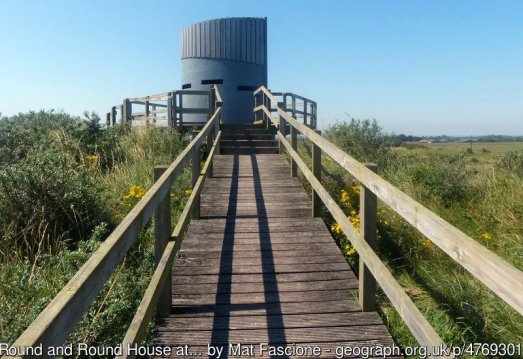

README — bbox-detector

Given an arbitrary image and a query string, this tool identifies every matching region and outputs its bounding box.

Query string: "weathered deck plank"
[154,153,396,358]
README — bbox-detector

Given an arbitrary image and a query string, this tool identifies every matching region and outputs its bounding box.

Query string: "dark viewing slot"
[237,85,258,91]
[201,79,223,85]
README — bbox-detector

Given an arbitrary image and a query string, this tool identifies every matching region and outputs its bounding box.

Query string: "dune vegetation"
[294,118,523,357]
[0,110,191,346]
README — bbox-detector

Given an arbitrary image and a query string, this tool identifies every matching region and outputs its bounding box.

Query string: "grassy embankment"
[0,110,192,347]
[290,119,523,358]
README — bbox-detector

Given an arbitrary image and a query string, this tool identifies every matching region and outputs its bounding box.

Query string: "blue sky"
[1,0,522,135]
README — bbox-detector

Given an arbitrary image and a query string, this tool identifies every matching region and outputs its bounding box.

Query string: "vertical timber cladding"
[181,17,268,124]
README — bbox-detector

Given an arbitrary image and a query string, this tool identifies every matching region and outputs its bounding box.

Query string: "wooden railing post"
[265,94,271,131]
[303,99,308,126]
[359,163,378,311]
[312,130,322,217]
[145,100,150,126]
[178,93,184,128]
[312,102,318,128]
[207,130,214,178]
[290,125,298,177]
[173,92,179,129]
[260,93,265,126]
[123,99,131,124]
[214,95,221,154]
[152,104,157,125]
[167,94,173,128]
[210,90,216,115]
[215,117,220,153]
[111,106,117,126]
[291,95,296,118]
[154,165,171,317]
[192,131,201,219]
[278,105,286,155]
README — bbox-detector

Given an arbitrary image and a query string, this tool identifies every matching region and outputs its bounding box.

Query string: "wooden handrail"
[278,106,523,316]
[276,124,446,353]
[214,85,223,106]
[111,88,220,128]
[254,86,317,128]
[127,90,210,103]
[9,87,223,354]
[255,85,279,104]
[255,86,523,351]
[118,131,222,358]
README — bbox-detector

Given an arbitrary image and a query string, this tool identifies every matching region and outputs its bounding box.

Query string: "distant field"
[395,141,523,160]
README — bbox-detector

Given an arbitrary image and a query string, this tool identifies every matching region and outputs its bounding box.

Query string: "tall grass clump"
[497,150,523,176]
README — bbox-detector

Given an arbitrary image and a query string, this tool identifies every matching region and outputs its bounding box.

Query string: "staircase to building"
[220,124,278,154]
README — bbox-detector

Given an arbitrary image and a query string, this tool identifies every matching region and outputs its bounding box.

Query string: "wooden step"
[220,147,279,155]
[221,133,275,140]
[220,139,278,147]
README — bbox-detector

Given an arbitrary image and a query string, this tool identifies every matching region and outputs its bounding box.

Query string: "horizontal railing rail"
[254,87,317,128]
[106,90,214,130]
[254,85,523,356]
[7,86,223,357]
[274,91,317,129]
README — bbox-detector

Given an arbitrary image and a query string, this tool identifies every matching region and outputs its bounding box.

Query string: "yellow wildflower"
[123,185,146,200]
[340,190,350,204]
[422,239,432,248]
[344,244,357,256]
[330,223,342,234]
[348,212,360,231]
[481,232,492,241]
[86,155,98,161]
[185,189,193,196]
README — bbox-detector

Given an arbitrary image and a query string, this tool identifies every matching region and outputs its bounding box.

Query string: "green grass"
[290,133,523,358]
[395,141,523,161]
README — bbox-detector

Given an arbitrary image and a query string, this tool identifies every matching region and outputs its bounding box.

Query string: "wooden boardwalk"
[12,88,522,358]
[154,154,398,358]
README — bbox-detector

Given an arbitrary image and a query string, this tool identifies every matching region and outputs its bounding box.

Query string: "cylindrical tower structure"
[181,17,267,124]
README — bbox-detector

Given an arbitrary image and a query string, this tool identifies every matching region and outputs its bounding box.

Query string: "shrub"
[404,155,476,207]
[0,110,83,166]
[325,118,395,165]
[0,110,187,348]
[497,150,523,175]
[0,140,108,261]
